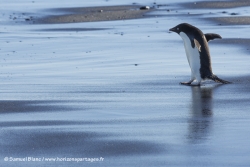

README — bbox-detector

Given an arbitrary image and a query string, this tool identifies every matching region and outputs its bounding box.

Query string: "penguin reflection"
[187,85,219,143]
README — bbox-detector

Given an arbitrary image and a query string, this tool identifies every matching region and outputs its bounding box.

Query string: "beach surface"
[1,0,250,166]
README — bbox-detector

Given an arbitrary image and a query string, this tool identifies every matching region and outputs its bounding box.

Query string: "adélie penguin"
[169,23,231,86]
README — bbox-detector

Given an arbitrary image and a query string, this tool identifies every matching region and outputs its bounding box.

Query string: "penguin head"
[169,23,194,35]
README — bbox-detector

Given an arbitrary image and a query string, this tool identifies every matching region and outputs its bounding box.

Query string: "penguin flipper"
[205,33,222,42]
[209,75,231,84]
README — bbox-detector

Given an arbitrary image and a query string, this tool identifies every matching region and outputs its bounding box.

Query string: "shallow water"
[1,0,250,167]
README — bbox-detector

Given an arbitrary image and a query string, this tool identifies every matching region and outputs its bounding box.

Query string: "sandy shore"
[184,0,250,8]
[209,16,250,25]
[37,5,153,24]
[182,0,250,25]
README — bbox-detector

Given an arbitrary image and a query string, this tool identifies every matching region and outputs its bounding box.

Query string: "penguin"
[169,23,231,86]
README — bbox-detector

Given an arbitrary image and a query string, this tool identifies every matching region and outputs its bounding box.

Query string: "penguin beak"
[169,27,176,33]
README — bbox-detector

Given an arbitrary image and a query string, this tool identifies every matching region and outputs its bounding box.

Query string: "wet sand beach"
[1,0,250,167]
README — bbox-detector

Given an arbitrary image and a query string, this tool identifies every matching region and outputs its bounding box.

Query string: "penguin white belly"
[179,32,201,82]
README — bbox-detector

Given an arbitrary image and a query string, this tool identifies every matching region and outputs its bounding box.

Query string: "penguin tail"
[209,75,232,84]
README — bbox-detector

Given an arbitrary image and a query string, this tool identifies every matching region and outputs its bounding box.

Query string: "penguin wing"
[194,39,201,52]
[205,33,222,42]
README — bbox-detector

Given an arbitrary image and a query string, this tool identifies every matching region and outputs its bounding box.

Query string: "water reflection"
[187,85,221,143]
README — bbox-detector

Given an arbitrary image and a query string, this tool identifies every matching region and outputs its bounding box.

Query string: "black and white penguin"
[169,23,231,86]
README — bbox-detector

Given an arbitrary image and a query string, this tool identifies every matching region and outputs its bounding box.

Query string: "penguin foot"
[190,83,201,86]
[180,81,201,86]
[180,82,191,85]
[180,79,195,85]
[190,81,201,86]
